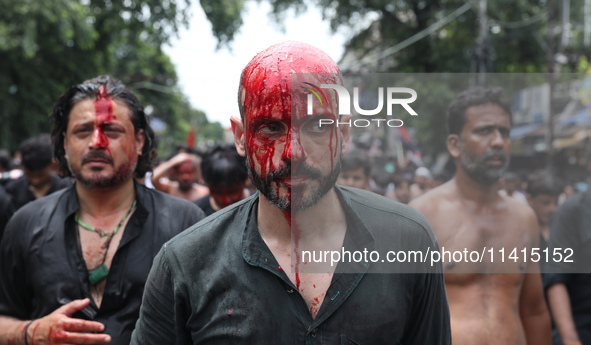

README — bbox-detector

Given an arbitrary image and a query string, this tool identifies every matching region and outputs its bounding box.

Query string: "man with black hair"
[4,135,71,210]
[0,75,204,345]
[194,144,250,216]
[525,170,563,250]
[411,87,550,345]
[544,149,591,345]
[336,150,371,191]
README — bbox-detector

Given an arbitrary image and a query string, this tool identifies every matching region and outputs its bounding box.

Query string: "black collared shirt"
[543,191,591,344]
[132,186,451,344]
[0,182,205,345]
[5,173,72,210]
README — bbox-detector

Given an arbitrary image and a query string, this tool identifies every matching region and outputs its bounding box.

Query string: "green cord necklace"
[75,200,137,285]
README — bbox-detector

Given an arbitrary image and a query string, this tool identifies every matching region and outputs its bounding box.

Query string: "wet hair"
[447,87,512,136]
[50,75,155,178]
[20,135,53,171]
[526,170,563,197]
[340,150,371,177]
[201,145,248,189]
[0,150,12,171]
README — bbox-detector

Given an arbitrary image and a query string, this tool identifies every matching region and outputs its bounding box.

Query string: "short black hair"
[20,135,53,171]
[340,150,371,177]
[0,150,12,171]
[201,144,248,188]
[447,87,512,136]
[526,170,563,197]
[50,75,155,178]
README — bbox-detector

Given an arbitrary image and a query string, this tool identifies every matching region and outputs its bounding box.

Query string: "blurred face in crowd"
[210,183,246,209]
[454,103,511,185]
[395,180,411,204]
[527,193,559,226]
[24,166,52,189]
[64,88,144,188]
[233,42,349,211]
[176,161,196,191]
[338,167,369,190]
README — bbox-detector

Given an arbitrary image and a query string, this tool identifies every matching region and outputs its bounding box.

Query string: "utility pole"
[477,0,488,84]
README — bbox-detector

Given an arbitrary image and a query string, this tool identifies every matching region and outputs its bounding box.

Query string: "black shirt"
[194,195,215,216]
[0,182,205,345]
[5,173,72,210]
[132,186,451,344]
[544,191,591,344]
[0,185,14,241]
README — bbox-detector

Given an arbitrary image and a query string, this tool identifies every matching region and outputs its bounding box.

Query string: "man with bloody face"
[131,42,450,344]
[0,75,204,345]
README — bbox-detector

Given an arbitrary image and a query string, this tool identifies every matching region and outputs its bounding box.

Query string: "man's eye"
[303,119,330,134]
[260,123,283,135]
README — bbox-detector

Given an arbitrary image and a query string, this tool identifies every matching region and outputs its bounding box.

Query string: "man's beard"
[69,151,136,188]
[247,156,341,212]
[459,142,509,186]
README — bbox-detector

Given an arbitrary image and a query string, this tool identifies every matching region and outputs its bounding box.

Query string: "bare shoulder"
[409,180,456,216]
[499,193,538,235]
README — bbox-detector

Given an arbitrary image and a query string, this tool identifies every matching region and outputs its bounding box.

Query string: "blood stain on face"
[93,85,115,153]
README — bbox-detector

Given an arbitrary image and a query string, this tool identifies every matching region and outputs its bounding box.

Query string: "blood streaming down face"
[239,41,343,212]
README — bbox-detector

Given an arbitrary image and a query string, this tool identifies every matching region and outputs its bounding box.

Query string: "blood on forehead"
[240,41,341,123]
[93,85,115,151]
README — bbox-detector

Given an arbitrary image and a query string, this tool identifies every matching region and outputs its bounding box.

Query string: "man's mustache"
[82,151,114,165]
[481,149,507,163]
[267,162,323,180]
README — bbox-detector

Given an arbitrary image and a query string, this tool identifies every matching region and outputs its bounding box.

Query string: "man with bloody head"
[131,42,450,344]
[0,75,204,345]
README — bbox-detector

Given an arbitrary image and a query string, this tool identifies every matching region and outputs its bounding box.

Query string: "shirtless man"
[151,152,209,201]
[410,87,550,345]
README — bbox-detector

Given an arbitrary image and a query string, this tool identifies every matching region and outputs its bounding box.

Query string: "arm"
[519,272,551,345]
[151,153,195,193]
[547,283,580,345]
[0,299,110,345]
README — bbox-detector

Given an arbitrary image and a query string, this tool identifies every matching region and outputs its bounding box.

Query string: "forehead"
[68,98,133,128]
[463,103,511,129]
[177,162,195,172]
[240,43,340,123]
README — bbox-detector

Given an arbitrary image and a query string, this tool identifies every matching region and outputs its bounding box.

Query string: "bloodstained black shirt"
[0,182,205,345]
[5,173,72,210]
[131,186,451,344]
[543,191,591,344]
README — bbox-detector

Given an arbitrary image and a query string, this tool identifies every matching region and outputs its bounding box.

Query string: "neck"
[257,188,345,244]
[453,166,501,204]
[76,179,136,217]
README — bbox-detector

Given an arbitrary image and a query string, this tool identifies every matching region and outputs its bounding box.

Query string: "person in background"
[150,152,209,201]
[410,166,432,199]
[194,144,251,216]
[525,170,563,251]
[337,150,371,191]
[5,135,71,210]
[388,172,413,204]
[500,171,527,204]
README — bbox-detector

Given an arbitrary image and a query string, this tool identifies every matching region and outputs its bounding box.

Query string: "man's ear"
[135,129,145,155]
[339,115,351,154]
[231,116,246,157]
[446,134,461,159]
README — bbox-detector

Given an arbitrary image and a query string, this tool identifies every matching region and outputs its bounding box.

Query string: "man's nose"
[490,129,505,148]
[282,129,305,162]
[90,128,108,149]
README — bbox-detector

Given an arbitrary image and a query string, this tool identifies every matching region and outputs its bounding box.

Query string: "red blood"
[227,308,233,316]
[32,322,40,344]
[278,266,282,270]
[93,85,114,153]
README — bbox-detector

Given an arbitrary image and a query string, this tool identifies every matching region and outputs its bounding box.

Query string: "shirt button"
[287,288,295,293]
[311,328,318,334]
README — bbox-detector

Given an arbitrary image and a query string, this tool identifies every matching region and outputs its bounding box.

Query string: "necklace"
[75,200,137,285]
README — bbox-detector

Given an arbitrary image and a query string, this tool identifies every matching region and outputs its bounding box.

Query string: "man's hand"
[27,299,110,345]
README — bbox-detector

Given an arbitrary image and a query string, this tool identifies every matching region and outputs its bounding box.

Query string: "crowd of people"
[0,41,588,345]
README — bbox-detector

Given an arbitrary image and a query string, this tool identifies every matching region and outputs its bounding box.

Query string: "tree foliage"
[0,0,223,154]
